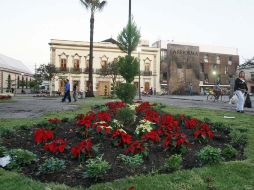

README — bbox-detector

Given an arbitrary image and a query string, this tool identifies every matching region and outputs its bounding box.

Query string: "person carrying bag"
[234,71,248,113]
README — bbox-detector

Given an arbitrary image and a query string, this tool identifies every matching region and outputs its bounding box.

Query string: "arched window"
[145,63,150,72]
[59,52,68,71]
[100,55,109,70]
[143,57,152,75]
[73,54,80,71]
[85,55,90,73]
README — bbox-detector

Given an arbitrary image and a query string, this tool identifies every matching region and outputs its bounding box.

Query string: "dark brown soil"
[1,116,245,189]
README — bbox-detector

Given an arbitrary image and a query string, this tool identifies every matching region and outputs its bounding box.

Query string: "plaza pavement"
[142,95,254,115]
[0,94,253,119]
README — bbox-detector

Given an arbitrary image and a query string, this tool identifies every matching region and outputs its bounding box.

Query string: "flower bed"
[0,101,246,188]
[0,94,12,100]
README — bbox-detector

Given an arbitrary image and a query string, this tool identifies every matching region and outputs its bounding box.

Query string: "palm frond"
[80,0,91,9]
[98,1,107,11]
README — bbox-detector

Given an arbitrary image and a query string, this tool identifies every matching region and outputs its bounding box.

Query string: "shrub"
[38,157,65,174]
[116,83,136,104]
[117,154,143,168]
[6,149,36,170]
[163,154,182,171]
[116,107,135,125]
[0,145,7,157]
[93,104,108,112]
[198,146,222,165]
[0,128,16,137]
[229,130,248,146]
[211,122,231,134]
[222,144,238,159]
[85,155,111,179]
[117,55,139,83]
[36,120,50,128]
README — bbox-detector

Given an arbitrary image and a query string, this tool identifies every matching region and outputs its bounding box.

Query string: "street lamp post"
[212,71,216,84]
[137,47,142,100]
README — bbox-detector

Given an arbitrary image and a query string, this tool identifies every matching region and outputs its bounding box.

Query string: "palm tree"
[80,0,107,97]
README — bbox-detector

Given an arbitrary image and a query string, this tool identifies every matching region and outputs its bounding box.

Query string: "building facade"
[153,41,239,94]
[0,53,33,94]
[49,39,161,95]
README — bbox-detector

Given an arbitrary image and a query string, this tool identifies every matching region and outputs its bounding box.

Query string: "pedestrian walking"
[73,82,77,102]
[234,71,248,113]
[62,79,71,102]
[189,83,193,96]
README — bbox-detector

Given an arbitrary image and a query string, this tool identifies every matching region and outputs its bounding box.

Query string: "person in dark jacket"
[73,82,77,102]
[234,71,248,113]
[62,79,71,102]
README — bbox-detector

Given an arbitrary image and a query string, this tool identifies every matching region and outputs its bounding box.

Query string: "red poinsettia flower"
[125,141,145,155]
[185,118,199,129]
[144,110,160,123]
[71,138,94,158]
[193,123,213,140]
[112,129,132,147]
[34,129,54,144]
[136,102,152,113]
[97,112,111,122]
[106,101,126,109]
[142,130,161,143]
[44,138,67,153]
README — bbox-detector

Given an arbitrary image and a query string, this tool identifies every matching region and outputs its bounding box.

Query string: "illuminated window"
[204,55,208,63]
[216,56,220,64]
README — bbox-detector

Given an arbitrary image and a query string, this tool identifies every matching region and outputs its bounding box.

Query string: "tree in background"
[5,74,15,93]
[20,75,26,93]
[80,0,107,97]
[29,73,42,93]
[36,63,56,95]
[99,59,120,97]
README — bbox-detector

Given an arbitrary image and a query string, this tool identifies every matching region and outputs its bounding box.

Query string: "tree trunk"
[128,0,132,56]
[87,12,95,97]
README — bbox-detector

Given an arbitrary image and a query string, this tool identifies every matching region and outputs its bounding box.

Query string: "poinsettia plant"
[34,128,54,144]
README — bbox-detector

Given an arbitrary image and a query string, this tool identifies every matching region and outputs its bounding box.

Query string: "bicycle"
[207,88,230,102]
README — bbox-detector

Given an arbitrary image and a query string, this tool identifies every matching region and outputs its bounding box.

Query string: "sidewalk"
[149,94,254,114]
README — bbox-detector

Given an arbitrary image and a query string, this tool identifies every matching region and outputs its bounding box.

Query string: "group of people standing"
[61,79,78,103]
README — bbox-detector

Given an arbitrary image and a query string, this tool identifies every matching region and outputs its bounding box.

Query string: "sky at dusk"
[0,0,253,73]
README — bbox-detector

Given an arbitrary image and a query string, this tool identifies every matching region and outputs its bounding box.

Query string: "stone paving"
[0,96,79,118]
[143,95,254,115]
[0,95,253,119]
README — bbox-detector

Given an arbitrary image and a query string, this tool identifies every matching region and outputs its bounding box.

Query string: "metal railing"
[69,68,82,74]
[141,71,152,76]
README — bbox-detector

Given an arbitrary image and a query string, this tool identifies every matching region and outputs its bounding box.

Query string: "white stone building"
[49,39,161,96]
[0,53,33,94]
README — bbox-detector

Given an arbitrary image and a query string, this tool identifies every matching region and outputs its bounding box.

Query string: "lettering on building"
[170,49,199,56]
